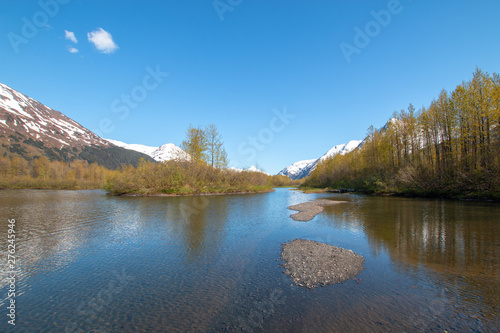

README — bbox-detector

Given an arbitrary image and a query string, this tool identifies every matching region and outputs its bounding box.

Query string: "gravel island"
[288,199,347,221]
[281,239,365,289]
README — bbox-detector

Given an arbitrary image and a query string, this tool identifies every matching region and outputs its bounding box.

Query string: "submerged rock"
[281,239,364,289]
[288,199,347,221]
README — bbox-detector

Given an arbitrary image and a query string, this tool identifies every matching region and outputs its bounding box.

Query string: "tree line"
[0,123,299,192]
[106,124,299,195]
[0,155,115,189]
[303,68,500,199]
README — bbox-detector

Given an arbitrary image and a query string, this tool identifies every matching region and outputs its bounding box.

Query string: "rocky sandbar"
[288,199,347,221]
[281,239,365,289]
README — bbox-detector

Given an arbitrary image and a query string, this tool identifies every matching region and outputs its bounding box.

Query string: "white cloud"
[87,28,118,54]
[64,30,78,43]
[68,47,79,53]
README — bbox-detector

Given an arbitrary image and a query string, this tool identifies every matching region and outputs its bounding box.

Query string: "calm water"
[0,189,499,332]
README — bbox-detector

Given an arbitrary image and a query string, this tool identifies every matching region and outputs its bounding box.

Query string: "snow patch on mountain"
[151,143,190,162]
[105,139,189,162]
[105,139,157,156]
[0,84,35,118]
[229,165,269,174]
[278,140,363,180]
[319,140,363,162]
[0,82,108,148]
[276,159,317,180]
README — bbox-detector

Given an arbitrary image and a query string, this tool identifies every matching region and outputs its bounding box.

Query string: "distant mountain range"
[1,81,363,178]
[229,165,269,174]
[0,82,155,169]
[104,139,189,162]
[0,82,273,173]
[277,140,363,180]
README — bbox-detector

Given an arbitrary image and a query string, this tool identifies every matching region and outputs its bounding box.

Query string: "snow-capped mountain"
[229,165,269,174]
[0,82,108,148]
[105,139,189,162]
[104,139,157,156]
[276,159,317,180]
[0,82,153,168]
[316,140,364,163]
[278,140,363,180]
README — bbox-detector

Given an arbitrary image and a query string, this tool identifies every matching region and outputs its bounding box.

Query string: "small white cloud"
[65,30,78,43]
[87,28,118,54]
[68,47,79,53]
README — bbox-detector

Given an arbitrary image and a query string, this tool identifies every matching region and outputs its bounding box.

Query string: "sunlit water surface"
[0,189,499,332]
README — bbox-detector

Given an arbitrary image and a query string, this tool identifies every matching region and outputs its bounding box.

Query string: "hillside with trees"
[303,68,500,200]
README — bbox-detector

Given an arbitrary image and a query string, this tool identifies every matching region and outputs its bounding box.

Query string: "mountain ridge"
[278,140,363,180]
[0,82,154,169]
[104,138,189,162]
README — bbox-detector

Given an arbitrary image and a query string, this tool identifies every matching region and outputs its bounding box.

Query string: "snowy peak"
[277,159,317,180]
[247,165,268,174]
[105,139,157,156]
[278,140,362,180]
[319,140,363,161]
[0,82,108,148]
[229,165,269,174]
[104,139,189,162]
[151,143,190,162]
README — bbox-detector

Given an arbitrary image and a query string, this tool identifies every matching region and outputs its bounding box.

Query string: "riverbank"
[297,186,500,202]
[292,187,329,194]
[114,188,275,197]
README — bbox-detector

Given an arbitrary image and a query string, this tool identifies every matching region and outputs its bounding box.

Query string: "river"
[0,189,498,332]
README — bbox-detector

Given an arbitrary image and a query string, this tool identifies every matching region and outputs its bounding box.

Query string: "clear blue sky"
[1,0,500,174]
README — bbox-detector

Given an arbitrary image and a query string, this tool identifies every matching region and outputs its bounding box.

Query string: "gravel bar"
[288,199,347,221]
[281,239,365,289]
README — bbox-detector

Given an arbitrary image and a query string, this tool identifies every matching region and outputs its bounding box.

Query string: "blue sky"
[1,0,500,174]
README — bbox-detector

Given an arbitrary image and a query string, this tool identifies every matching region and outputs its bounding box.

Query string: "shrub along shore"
[0,156,299,194]
[104,159,295,196]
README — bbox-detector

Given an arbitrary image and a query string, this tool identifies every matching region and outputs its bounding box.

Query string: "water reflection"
[0,189,498,331]
[0,190,109,291]
[321,196,500,320]
[167,195,230,262]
